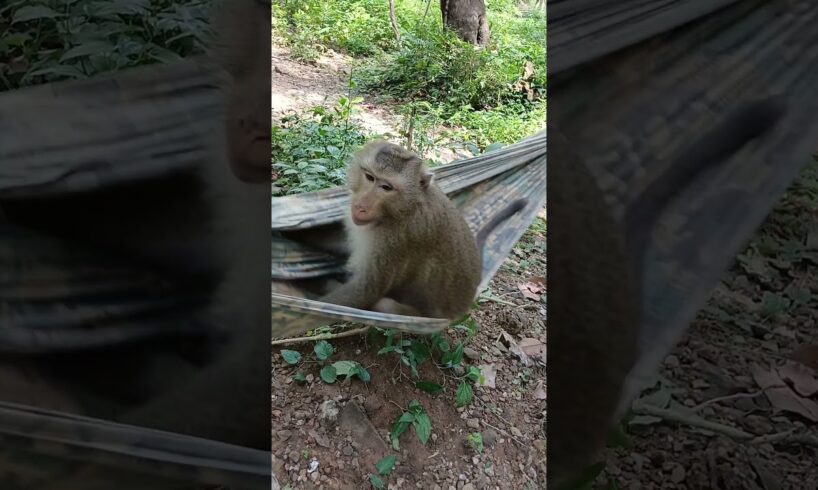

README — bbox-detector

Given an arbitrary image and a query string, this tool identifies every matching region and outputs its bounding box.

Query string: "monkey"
[320,140,528,320]
[547,95,787,489]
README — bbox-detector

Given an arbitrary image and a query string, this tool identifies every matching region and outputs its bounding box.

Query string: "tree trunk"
[439,0,490,46]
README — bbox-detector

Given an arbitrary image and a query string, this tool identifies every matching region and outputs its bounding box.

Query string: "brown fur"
[321,141,524,319]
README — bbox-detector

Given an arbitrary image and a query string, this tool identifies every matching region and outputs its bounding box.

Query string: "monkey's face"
[213,0,270,183]
[346,141,432,225]
[347,165,399,226]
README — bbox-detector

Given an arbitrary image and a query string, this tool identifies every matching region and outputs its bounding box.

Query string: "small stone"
[342,445,354,457]
[464,348,481,360]
[467,418,481,430]
[692,379,710,389]
[276,430,292,440]
[482,429,498,447]
[305,374,314,383]
[510,427,523,437]
[670,464,686,483]
[454,365,466,376]
[665,355,680,368]
[463,484,476,490]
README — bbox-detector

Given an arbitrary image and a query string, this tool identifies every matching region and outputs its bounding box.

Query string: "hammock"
[270,132,546,339]
[549,0,818,408]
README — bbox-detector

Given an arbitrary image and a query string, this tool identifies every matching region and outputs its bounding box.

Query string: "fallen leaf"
[533,380,546,400]
[791,344,818,371]
[777,361,818,397]
[628,415,662,427]
[518,338,546,363]
[749,457,781,490]
[478,364,497,389]
[500,331,530,366]
[751,364,818,422]
[518,276,546,301]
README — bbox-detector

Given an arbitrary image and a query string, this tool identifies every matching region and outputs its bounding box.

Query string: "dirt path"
[272,45,400,137]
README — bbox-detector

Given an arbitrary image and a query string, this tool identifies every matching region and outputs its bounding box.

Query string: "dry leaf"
[518,338,546,363]
[518,276,546,301]
[777,361,818,397]
[752,364,818,422]
[791,344,818,371]
[533,380,546,400]
[478,364,497,389]
[500,331,530,366]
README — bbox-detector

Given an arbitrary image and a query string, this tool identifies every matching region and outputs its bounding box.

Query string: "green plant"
[0,0,214,90]
[272,96,370,195]
[466,432,484,453]
[279,342,370,384]
[389,399,432,450]
[369,454,396,489]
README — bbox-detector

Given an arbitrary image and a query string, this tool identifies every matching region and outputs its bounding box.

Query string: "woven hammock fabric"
[271,132,547,339]
[549,0,818,409]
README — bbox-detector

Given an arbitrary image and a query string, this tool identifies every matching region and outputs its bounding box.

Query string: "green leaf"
[466,366,482,383]
[60,41,116,62]
[412,413,432,445]
[13,6,63,23]
[416,381,444,394]
[377,346,396,355]
[314,340,334,360]
[390,415,412,450]
[24,64,87,81]
[409,340,431,363]
[354,365,371,383]
[467,432,484,453]
[375,455,396,475]
[292,371,307,383]
[484,142,505,153]
[442,342,464,367]
[332,360,357,376]
[280,349,301,365]
[407,399,423,415]
[3,33,30,47]
[456,381,473,407]
[369,474,385,489]
[320,365,337,383]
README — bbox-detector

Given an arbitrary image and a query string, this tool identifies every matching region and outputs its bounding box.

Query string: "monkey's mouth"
[352,215,375,226]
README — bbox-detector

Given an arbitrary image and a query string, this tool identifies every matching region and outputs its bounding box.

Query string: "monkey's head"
[346,141,433,226]
[211,0,270,183]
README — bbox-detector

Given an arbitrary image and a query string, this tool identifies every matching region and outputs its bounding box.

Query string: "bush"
[0,0,214,89]
[272,97,370,195]
[276,0,398,58]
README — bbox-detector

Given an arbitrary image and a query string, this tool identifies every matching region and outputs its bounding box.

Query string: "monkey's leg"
[372,298,422,317]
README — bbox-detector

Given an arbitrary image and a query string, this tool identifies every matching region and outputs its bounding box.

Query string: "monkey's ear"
[420,171,434,189]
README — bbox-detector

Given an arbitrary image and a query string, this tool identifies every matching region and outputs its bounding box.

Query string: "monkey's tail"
[626,95,787,263]
[475,198,530,250]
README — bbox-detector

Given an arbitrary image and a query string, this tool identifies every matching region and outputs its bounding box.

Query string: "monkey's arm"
[319,265,390,311]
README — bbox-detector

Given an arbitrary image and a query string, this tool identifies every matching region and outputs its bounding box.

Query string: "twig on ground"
[632,401,818,449]
[479,419,526,447]
[691,391,762,413]
[271,326,370,345]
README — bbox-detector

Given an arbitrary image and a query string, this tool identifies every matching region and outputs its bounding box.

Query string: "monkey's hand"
[319,269,388,312]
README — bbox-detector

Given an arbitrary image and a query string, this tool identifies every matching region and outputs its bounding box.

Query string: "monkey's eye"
[381,184,393,192]
[365,173,375,182]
